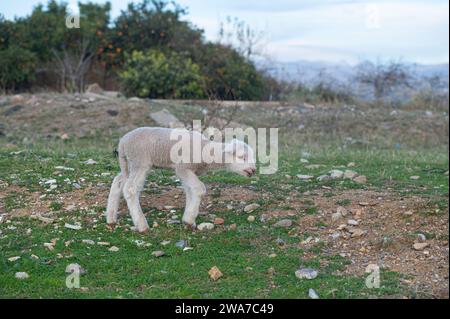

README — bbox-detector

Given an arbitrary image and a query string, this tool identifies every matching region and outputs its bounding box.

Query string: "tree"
[120,49,206,99]
[0,46,36,92]
[355,60,414,104]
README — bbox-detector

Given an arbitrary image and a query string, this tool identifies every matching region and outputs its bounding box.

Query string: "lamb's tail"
[117,141,129,178]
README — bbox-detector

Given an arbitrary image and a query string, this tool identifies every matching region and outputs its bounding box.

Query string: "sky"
[1,0,448,65]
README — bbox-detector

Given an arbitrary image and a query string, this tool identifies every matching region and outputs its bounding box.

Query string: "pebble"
[175,240,187,249]
[152,250,165,257]
[353,175,367,184]
[108,246,119,252]
[417,234,427,242]
[344,170,358,179]
[65,223,82,230]
[413,243,429,251]
[97,242,110,246]
[208,266,223,281]
[247,215,256,222]
[295,268,318,280]
[347,219,359,226]
[15,272,29,280]
[8,256,21,262]
[197,222,215,231]
[83,159,97,165]
[331,212,343,222]
[82,239,95,245]
[329,170,344,179]
[244,203,260,213]
[317,175,332,182]
[309,288,320,299]
[297,175,314,180]
[214,218,225,225]
[410,176,420,180]
[161,240,171,246]
[273,219,293,228]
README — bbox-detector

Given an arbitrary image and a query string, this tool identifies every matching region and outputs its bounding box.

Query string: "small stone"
[15,272,29,280]
[108,246,119,252]
[214,217,225,225]
[410,176,420,180]
[208,266,223,281]
[152,250,165,257]
[82,239,95,245]
[273,219,293,228]
[349,228,365,238]
[403,211,414,216]
[347,219,359,226]
[8,256,21,262]
[83,159,97,165]
[275,238,285,246]
[329,170,344,179]
[97,242,110,246]
[309,288,320,299]
[347,162,356,167]
[353,175,367,184]
[413,242,429,251]
[64,223,82,230]
[244,203,260,213]
[152,221,159,228]
[269,253,277,258]
[317,175,332,182]
[161,240,171,246]
[61,133,70,140]
[297,174,314,180]
[229,223,237,230]
[336,206,348,216]
[197,222,215,231]
[44,243,54,251]
[417,234,427,242]
[305,164,323,169]
[31,254,39,260]
[247,215,256,222]
[295,268,318,280]
[344,170,358,179]
[331,212,343,222]
[175,240,187,249]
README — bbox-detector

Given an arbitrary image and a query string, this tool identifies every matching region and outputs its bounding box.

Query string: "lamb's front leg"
[176,168,206,228]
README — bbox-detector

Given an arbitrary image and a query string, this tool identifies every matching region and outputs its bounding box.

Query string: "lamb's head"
[223,139,256,177]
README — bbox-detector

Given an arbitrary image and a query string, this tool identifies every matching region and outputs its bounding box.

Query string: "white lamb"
[106,127,256,233]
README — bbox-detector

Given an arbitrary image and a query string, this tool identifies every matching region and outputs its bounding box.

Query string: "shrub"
[120,49,206,99]
[0,46,37,92]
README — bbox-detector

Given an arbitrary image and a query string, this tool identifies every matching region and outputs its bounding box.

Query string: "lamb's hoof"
[106,223,117,231]
[138,228,150,235]
[183,223,197,231]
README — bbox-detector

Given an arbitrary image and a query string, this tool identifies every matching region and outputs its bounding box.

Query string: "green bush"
[0,46,36,92]
[120,49,206,99]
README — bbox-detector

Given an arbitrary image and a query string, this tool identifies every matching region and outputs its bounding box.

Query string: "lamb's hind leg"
[106,173,126,225]
[176,168,206,228]
[123,166,150,233]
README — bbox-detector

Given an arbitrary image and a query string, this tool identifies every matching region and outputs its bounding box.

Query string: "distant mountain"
[260,60,449,86]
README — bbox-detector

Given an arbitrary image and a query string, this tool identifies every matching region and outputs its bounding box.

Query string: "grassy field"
[0,94,448,298]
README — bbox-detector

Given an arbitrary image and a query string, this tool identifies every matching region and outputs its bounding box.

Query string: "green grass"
[0,141,448,298]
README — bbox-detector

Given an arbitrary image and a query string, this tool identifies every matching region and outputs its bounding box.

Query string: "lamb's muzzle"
[106,127,257,232]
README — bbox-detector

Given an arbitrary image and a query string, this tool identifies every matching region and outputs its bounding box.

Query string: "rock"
[228,223,237,230]
[44,243,55,251]
[331,212,343,222]
[244,203,260,213]
[86,83,104,94]
[152,250,165,257]
[175,240,187,249]
[413,242,429,251]
[149,109,184,128]
[208,266,223,281]
[336,206,348,216]
[347,219,359,226]
[269,253,277,258]
[8,256,21,262]
[97,242,110,246]
[161,240,171,246]
[329,170,344,179]
[349,228,365,238]
[15,272,29,280]
[300,158,309,163]
[82,239,95,245]
[344,170,358,179]
[273,219,293,228]
[295,268,318,280]
[275,238,285,246]
[317,175,332,182]
[65,223,82,230]
[60,133,70,140]
[417,234,427,242]
[403,210,414,216]
[305,164,323,169]
[353,175,367,184]
[308,288,320,299]
[247,215,256,222]
[66,263,86,275]
[106,109,119,116]
[214,217,224,225]
[83,159,97,165]
[410,176,420,180]
[108,246,119,252]
[197,222,215,231]
[347,162,356,167]
[297,174,314,180]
